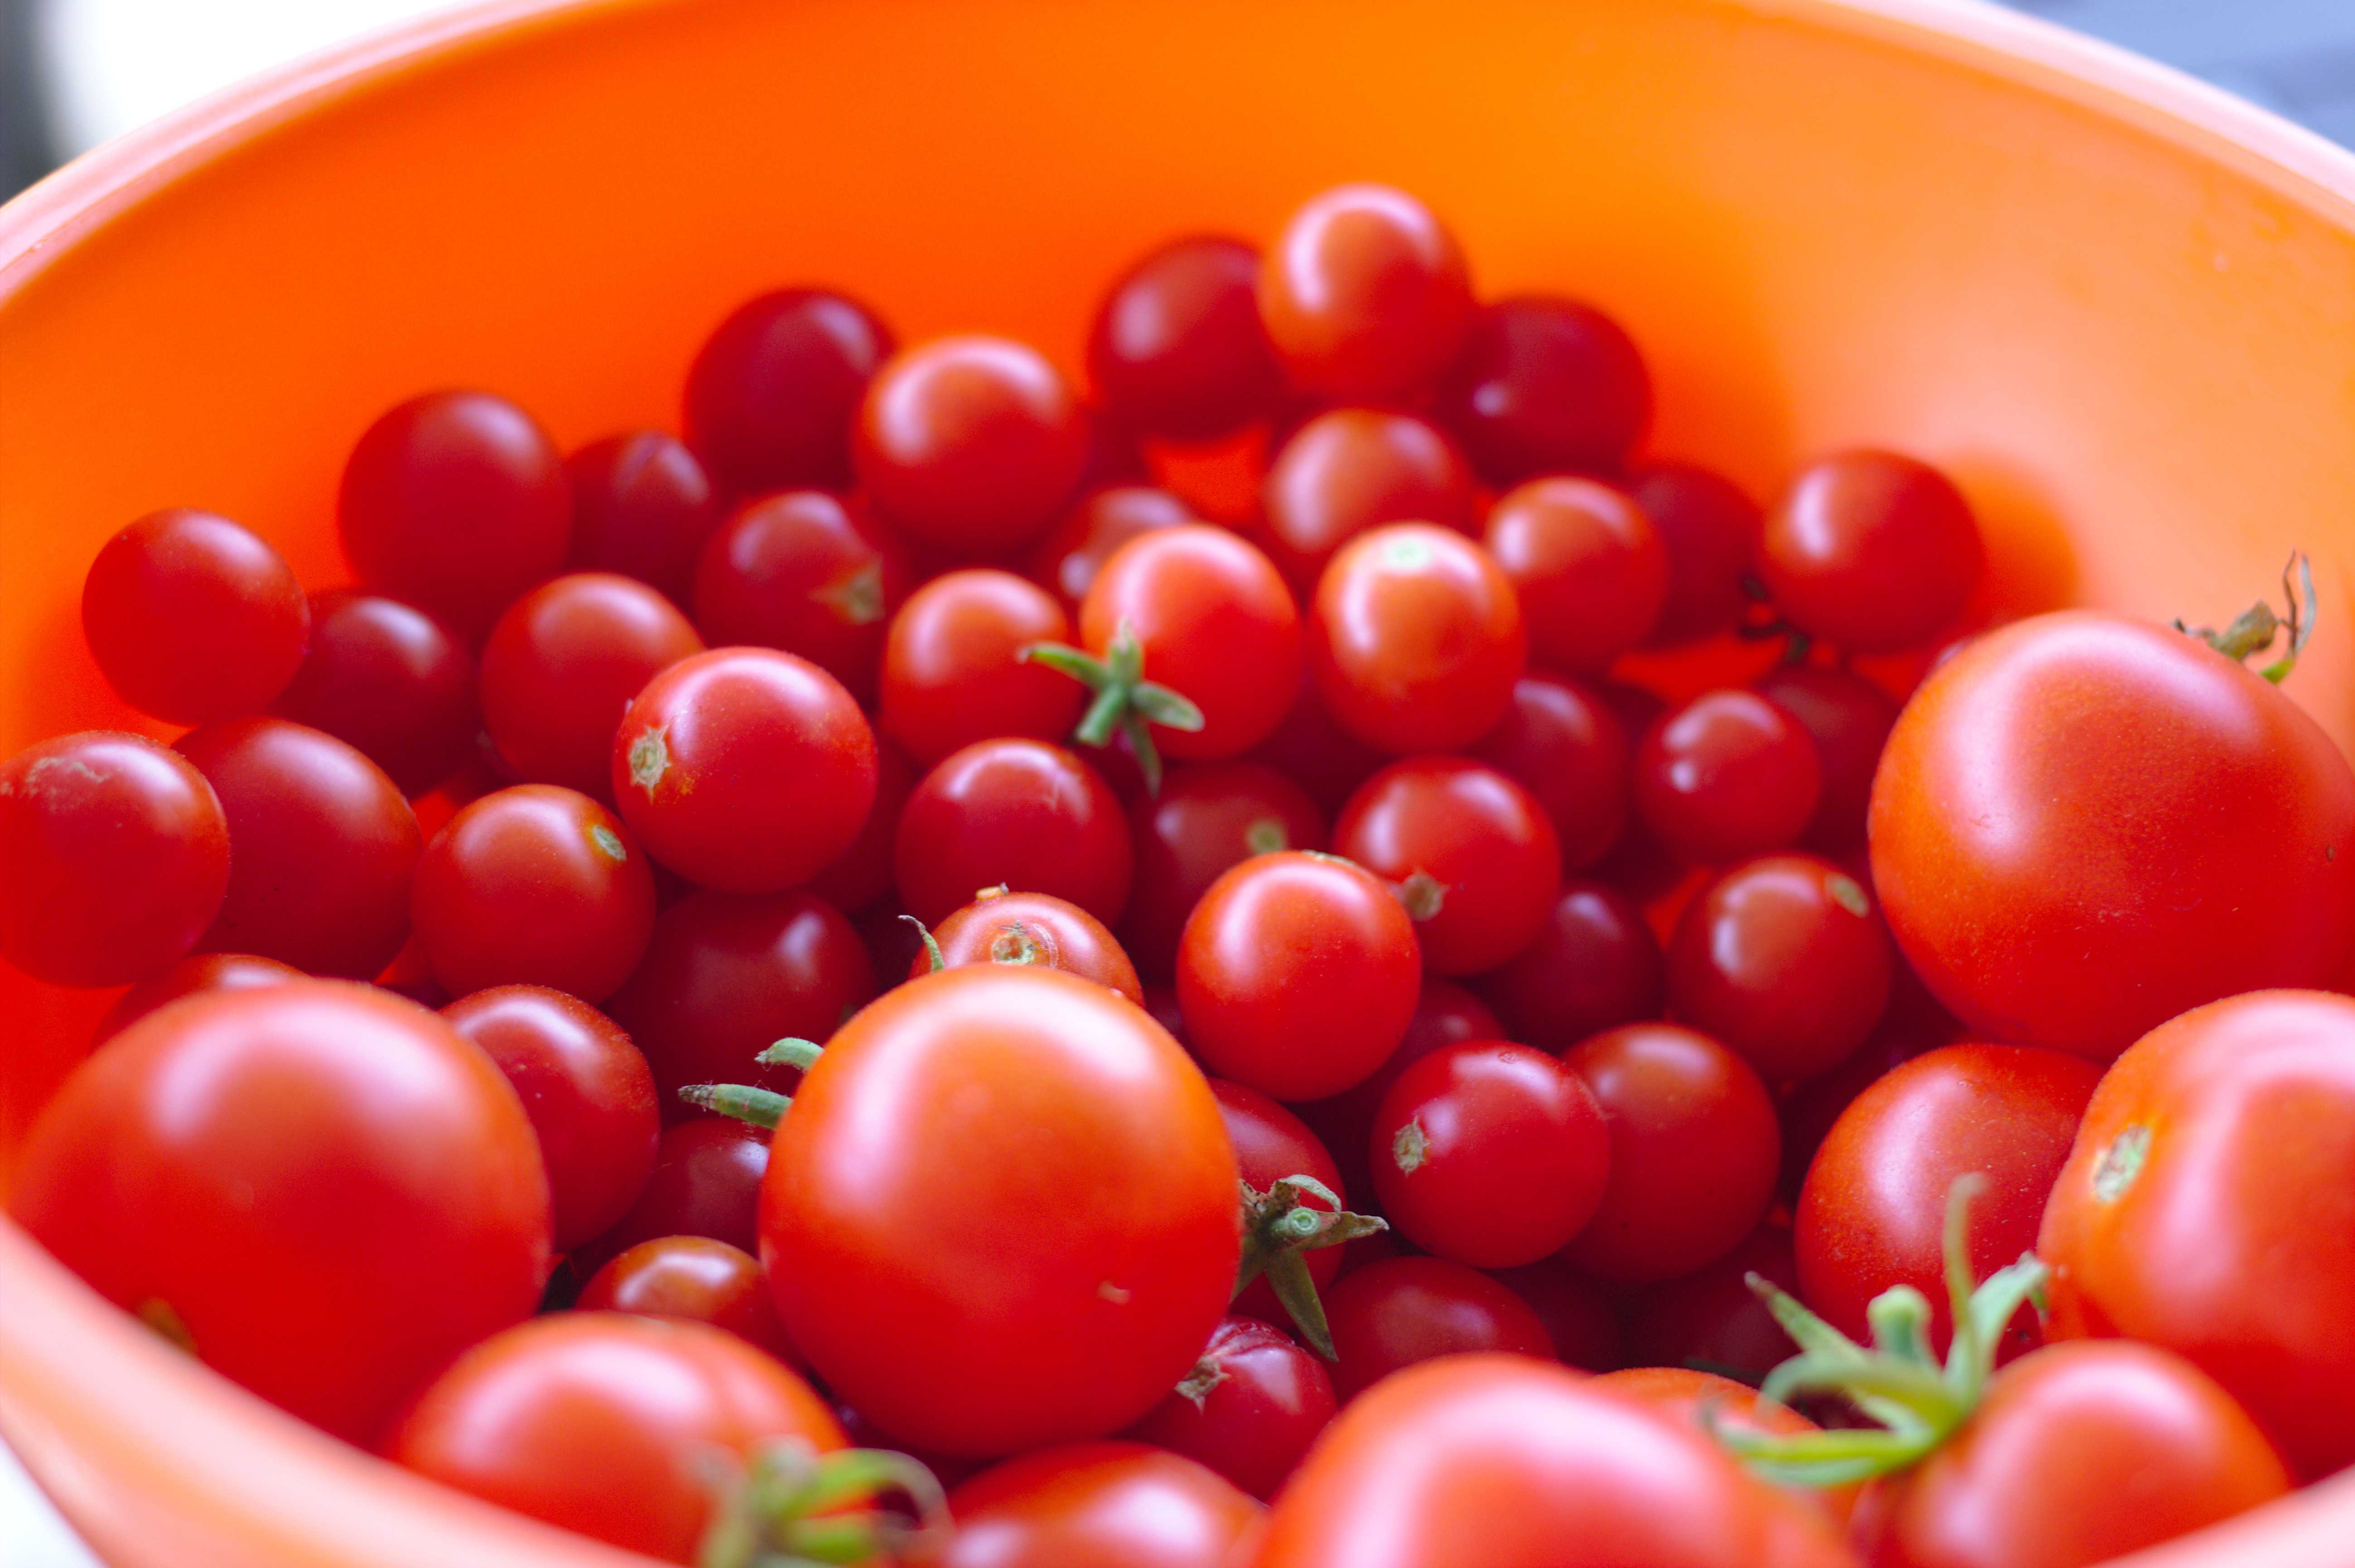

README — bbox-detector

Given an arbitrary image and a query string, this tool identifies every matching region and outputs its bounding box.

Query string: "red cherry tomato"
[10,981,549,1442]
[683,287,896,492]
[577,1235,798,1366]
[1089,236,1285,442]
[336,390,572,637]
[1257,184,1473,403]
[1288,978,1506,1208]
[1559,1023,1779,1283]
[439,985,658,1250]
[90,952,302,1045]
[1312,524,1525,755]
[1246,666,1387,815]
[1258,409,1476,588]
[562,430,721,608]
[390,1313,844,1565]
[1629,462,1762,649]
[894,739,1133,923]
[1634,689,1821,865]
[1335,757,1560,975]
[82,509,309,722]
[1484,477,1667,672]
[175,717,421,979]
[1177,851,1420,1100]
[480,573,705,797]
[1024,485,1196,608]
[613,647,877,893]
[854,336,1090,556]
[0,731,231,987]
[1211,1078,1348,1328]
[765,967,1239,1456]
[1621,1222,1802,1386]
[1776,1024,1935,1202]
[920,887,1144,1004]
[1124,1316,1337,1502]
[576,1115,769,1276]
[690,491,910,705]
[1871,612,2355,1058]
[1753,664,1899,852]
[1666,854,1894,1082]
[603,888,873,1115]
[1323,1257,1554,1401]
[271,591,478,795]
[1488,1252,1626,1373]
[1369,1041,1609,1268]
[1470,672,1632,870]
[880,568,1085,765]
[1760,451,1982,654]
[801,738,915,914]
[1433,297,1651,485]
[1595,1366,1856,1528]
[1123,760,1326,976]
[1480,880,1664,1052]
[927,1442,1262,1568]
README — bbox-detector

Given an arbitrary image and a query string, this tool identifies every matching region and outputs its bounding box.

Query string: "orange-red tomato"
[919,887,1144,1003]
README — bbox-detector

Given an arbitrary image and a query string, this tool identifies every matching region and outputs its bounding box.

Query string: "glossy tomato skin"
[1258,409,1476,589]
[1123,761,1326,976]
[176,717,422,979]
[765,967,1239,1456]
[1024,486,1196,609]
[576,1236,799,1366]
[271,591,478,795]
[1630,463,1762,648]
[1433,297,1651,484]
[1288,978,1505,1207]
[1485,478,1668,672]
[1212,1078,1349,1326]
[479,573,705,796]
[1324,1256,1554,1400]
[683,287,895,493]
[880,568,1083,765]
[441,985,660,1251]
[1871,613,2355,1058]
[1124,1316,1337,1501]
[1800,1043,2099,1357]
[800,738,914,914]
[922,1442,1263,1568]
[1335,757,1561,975]
[1471,672,1633,871]
[90,952,303,1045]
[1088,236,1284,442]
[1176,851,1421,1101]
[1761,451,1980,654]
[390,1313,843,1566]
[2040,990,2355,1477]
[691,491,909,706]
[1853,1342,2289,1568]
[613,647,877,893]
[1777,1025,1938,1202]
[1636,690,1822,866]
[10,982,550,1442]
[82,509,309,722]
[895,739,1133,924]
[1754,665,1899,853]
[1481,880,1665,1053]
[1258,184,1474,403]
[1246,1355,1853,1568]
[576,1116,769,1276]
[1312,524,1526,755]
[562,430,721,608]
[922,888,1144,1004]
[0,731,231,987]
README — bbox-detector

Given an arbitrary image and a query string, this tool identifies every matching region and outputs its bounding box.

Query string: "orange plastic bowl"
[5,1,2355,1563]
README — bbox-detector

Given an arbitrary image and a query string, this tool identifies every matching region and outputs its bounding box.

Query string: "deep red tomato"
[10,981,549,1442]
[922,1442,1262,1568]
[1369,1041,1610,1268]
[480,572,705,797]
[683,287,896,492]
[920,887,1144,1004]
[854,335,1090,556]
[1485,477,1668,673]
[690,491,909,705]
[576,1235,798,1366]
[1559,1023,1779,1283]
[1257,409,1476,588]
[1628,462,1762,649]
[1324,1256,1555,1400]
[602,888,873,1114]
[1480,880,1665,1052]
[1287,978,1505,1207]
[613,647,877,893]
[1666,853,1894,1082]
[1594,1366,1856,1528]
[800,737,915,915]
[1311,524,1526,755]
[1257,184,1473,402]
[1760,451,1981,654]
[440,985,659,1251]
[562,429,721,608]
[894,739,1133,924]
[1488,1252,1626,1373]
[176,716,421,979]
[1433,297,1651,485]
[575,1115,769,1276]
[271,590,478,795]
[1776,1024,1936,1202]
[336,390,572,637]
[1024,485,1197,608]
[1088,236,1285,442]
[1621,1222,1802,1386]
[879,568,1084,765]
[1124,1316,1337,1501]
[1799,1042,2099,1357]
[90,952,303,1045]
[1176,851,1420,1100]
[0,731,231,987]
[1470,672,1632,871]
[1635,689,1821,866]
[764,967,1239,1456]
[390,1313,845,1566]
[1123,760,1326,977]
[1334,757,1561,975]
[1871,612,2355,1057]
[2040,989,2355,1478]
[82,508,309,722]
[1212,1078,1349,1328]
[1753,664,1899,853]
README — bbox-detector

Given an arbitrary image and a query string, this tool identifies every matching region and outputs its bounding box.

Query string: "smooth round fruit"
[1258,184,1473,402]
[1123,760,1327,976]
[1088,236,1284,441]
[1323,1258,1554,1401]
[927,1442,1263,1568]
[563,429,722,607]
[1471,673,1632,870]
[683,287,896,492]
[1626,463,1761,648]
[576,1236,798,1364]
[1024,486,1196,608]
[691,491,909,705]
[921,887,1143,1003]
[1634,690,1821,865]
[480,572,705,796]
[1334,757,1560,975]
[1753,664,1900,852]
[271,591,478,794]
[576,1116,770,1275]
[880,569,1084,765]
[1484,477,1667,672]
[1760,450,1982,654]
[894,739,1133,924]
[1433,297,1651,484]
[90,952,303,1045]
[1258,409,1476,588]
[82,508,309,722]
[1124,1316,1337,1501]
[1311,524,1525,755]
[1480,880,1665,1053]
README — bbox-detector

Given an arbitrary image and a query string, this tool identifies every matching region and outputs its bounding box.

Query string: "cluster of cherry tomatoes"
[5,179,2355,1568]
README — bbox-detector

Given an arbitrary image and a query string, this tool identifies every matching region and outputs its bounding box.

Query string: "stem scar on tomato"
[627,726,671,792]
[2091,1124,2152,1203]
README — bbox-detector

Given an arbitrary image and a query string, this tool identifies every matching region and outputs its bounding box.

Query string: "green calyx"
[677,1039,828,1130]
[697,1438,948,1568]
[900,914,946,973]
[1710,1175,2047,1489]
[1022,618,1204,795]
[2174,550,2315,683]
[1233,1174,1389,1361]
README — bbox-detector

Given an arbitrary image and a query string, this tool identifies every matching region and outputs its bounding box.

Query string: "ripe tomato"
[1323,1256,1554,1400]
[1635,689,1821,866]
[1088,236,1284,442]
[1753,664,1899,852]
[575,1115,769,1276]
[271,591,478,795]
[1123,760,1326,976]
[1025,485,1196,608]
[1628,462,1761,649]
[920,887,1144,1003]
[763,967,1239,1456]
[576,1235,798,1366]
[800,737,914,915]
[685,287,894,492]
[894,739,1134,924]
[1870,612,2355,1057]
[693,491,909,707]
[562,429,720,608]
[1776,1024,1936,1201]
[1484,477,1667,672]
[1334,756,1561,975]
[479,572,705,797]
[1176,851,1421,1100]
[1258,409,1476,588]
[1124,1316,1337,1501]
[10,981,549,1442]
[922,1442,1262,1568]
[1287,978,1504,1207]
[82,508,309,722]
[1311,524,1525,755]
[2040,989,2355,1477]
[1247,666,1387,814]
[90,952,302,1045]
[1760,451,1981,654]
[1258,184,1473,402]
[0,731,231,987]
[1433,297,1651,484]
[1471,672,1633,870]
[879,568,1084,765]
[1480,880,1664,1052]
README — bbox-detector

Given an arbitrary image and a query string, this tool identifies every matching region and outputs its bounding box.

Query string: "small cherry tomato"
[1322,1257,1554,1401]
[1311,524,1525,755]
[880,568,1084,765]
[1089,236,1285,441]
[1629,462,1762,648]
[1335,757,1560,975]
[894,739,1133,924]
[683,287,896,492]
[577,1235,798,1366]
[1125,1316,1337,1501]
[82,509,309,722]
[562,429,721,608]
[1634,689,1820,865]
[1484,477,1667,672]
[1212,1078,1348,1328]
[1760,451,1982,654]
[1621,1222,1802,1386]
[1288,978,1505,1208]
[1752,664,1899,852]
[1470,672,1632,870]
[0,731,231,987]
[1479,880,1663,1053]
[1177,851,1420,1100]
[691,491,909,705]
[1487,1253,1626,1373]
[1024,485,1196,608]
[90,952,302,1045]
[925,1442,1262,1568]
[1258,184,1473,403]
[1433,297,1651,484]
[576,1115,769,1276]
[1123,760,1326,976]
[1258,409,1476,588]
[1776,1024,1935,1201]
[271,591,478,795]
[920,887,1143,1004]
[480,573,705,797]
[800,738,915,914]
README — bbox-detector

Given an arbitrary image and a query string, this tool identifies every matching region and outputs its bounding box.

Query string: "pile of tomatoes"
[5,179,2355,1568]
